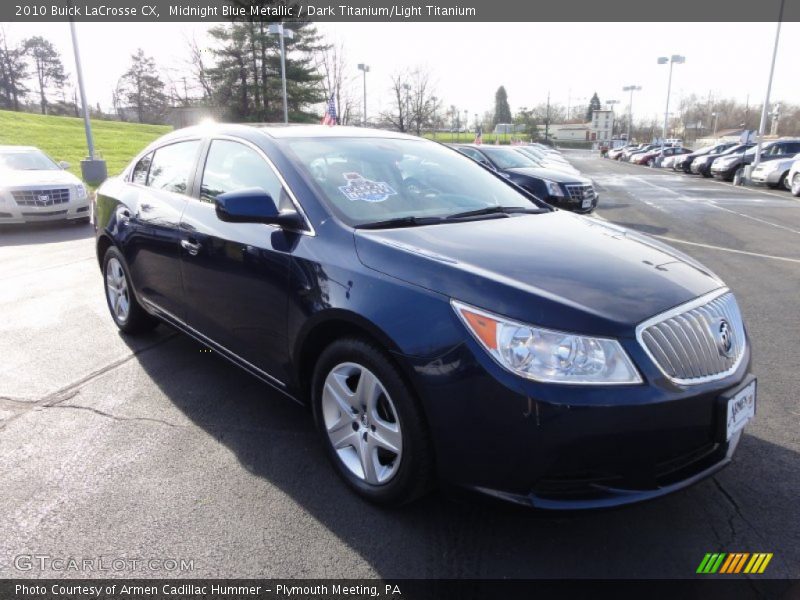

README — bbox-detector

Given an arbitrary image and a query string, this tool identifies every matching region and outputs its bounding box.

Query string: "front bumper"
[750,168,785,186]
[0,189,90,224]
[407,333,752,510]
[546,192,598,214]
[711,164,739,180]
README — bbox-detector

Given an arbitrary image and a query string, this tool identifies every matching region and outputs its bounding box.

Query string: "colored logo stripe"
[698,553,773,574]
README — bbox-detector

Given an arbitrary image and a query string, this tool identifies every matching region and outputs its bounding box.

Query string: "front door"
[179,138,297,383]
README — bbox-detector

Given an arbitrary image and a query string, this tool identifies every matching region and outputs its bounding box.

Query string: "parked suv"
[674,142,737,173]
[711,139,800,182]
[750,153,800,189]
[691,143,755,178]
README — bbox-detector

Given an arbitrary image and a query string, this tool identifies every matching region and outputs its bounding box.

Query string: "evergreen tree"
[22,36,66,114]
[585,92,602,122]
[206,19,325,122]
[116,49,168,124]
[493,86,512,126]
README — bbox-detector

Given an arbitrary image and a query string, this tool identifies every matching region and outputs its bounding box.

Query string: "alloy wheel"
[321,362,402,485]
[105,257,130,323]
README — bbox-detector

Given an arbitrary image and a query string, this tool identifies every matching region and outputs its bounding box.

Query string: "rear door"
[178,137,298,383]
[124,140,202,319]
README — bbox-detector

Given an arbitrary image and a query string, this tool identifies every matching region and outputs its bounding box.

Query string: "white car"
[788,157,800,197]
[750,152,800,189]
[0,146,91,225]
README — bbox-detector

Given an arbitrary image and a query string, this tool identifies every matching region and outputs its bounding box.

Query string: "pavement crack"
[46,404,180,428]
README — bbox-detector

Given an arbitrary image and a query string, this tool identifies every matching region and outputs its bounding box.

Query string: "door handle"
[181,238,202,256]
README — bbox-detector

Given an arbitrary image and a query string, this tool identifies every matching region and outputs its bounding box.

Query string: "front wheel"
[312,338,434,506]
[792,174,800,197]
[648,158,655,167]
[732,168,745,186]
[103,246,159,334]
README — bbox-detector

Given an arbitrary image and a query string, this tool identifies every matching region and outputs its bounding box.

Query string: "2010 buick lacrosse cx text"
[93,124,755,509]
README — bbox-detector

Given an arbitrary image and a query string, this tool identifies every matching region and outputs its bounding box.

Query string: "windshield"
[514,148,544,165]
[478,146,538,169]
[284,137,545,227]
[0,149,59,171]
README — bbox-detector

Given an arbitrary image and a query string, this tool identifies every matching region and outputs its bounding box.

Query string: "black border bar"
[5,0,800,22]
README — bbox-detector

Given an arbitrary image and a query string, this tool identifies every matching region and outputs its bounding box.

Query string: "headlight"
[541,179,564,197]
[75,184,88,200]
[452,301,642,385]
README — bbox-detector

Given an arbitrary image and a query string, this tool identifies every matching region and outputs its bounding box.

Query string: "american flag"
[321,94,337,126]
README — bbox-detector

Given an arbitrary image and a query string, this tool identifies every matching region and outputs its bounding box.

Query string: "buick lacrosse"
[95,125,755,508]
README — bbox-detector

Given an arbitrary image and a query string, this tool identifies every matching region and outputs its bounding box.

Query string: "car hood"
[354,211,723,336]
[505,167,588,183]
[1,169,81,187]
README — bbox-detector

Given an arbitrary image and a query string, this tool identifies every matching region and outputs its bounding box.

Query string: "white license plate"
[727,380,756,440]
[581,197,592,208]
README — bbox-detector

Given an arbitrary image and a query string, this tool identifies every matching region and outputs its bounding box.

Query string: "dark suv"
[710,139,800,182]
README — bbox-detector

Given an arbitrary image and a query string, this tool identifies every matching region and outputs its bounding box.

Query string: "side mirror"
[58,161,70,170]
[215,188,304,229]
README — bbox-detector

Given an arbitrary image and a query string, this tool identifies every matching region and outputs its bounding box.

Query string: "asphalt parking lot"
[1,152,798,582]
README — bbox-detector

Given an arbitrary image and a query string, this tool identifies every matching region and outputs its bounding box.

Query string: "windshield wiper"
[355,215,444,230]
[445,206,548,220]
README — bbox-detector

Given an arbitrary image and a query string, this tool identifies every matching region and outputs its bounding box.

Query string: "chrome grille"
[637,290,746,385]
[12,188,70,207]
[564,184,594,202]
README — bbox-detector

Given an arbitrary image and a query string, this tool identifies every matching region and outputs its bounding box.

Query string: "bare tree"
[382,67,437,134]
[316,39,356,125]
[187,35,213,102]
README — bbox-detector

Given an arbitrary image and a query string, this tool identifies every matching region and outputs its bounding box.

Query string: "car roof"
[0,145,40,152]
[155,123,420,143]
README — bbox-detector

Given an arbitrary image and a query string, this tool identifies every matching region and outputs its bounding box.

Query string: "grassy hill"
[0,110,171,182]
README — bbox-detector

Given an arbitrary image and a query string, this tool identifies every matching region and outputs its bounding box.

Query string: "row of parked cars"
[610,139,800,195]
[448,143,598,213]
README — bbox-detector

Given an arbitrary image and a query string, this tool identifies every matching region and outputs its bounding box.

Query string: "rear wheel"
[312,337,434,506]
[792,174,800,197]
[103,246,158,334]
[767,173,786,190]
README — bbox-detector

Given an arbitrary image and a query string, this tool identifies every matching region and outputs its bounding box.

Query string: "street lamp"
[357,63,369,127]
[463,109,469,136]
[68,15,106,184]
[711,112,719,138]
[403,83,411,133]
[268,23,294,124]
[657,55,685,156]
[622,85,641,143]
[752,0,785,175]
[431,96,437,139]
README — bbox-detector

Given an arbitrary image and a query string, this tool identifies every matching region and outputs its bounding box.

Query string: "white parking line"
[651,236,800,264]
[590,212,800,264]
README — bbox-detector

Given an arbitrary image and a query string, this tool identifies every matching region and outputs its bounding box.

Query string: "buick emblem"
[716,319,734,358]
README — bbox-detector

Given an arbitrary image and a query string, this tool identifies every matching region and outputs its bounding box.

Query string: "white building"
[591,109,614,142]
[536,123,590,141]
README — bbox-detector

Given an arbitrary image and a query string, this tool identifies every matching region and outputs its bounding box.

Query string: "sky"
[3,21,799,125]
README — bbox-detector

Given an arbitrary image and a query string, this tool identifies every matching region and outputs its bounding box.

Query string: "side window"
[200,139,288,209]
[458,147,491,167]
[784,142,800,154]
[131,152,152,185]
[147,140,201,195]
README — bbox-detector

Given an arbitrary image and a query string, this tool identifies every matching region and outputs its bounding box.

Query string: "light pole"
[657,55,685,156]
[357,63,369,126]
[268,23,294,124]
[752,0,785,174]
[403,83,411,133]
[68,15,106,184]
[431,96,437,139]
[622,85,641,142]
[463,109,469,137]
[711,112,719,139]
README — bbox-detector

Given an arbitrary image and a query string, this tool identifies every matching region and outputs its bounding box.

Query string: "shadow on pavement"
[0,221,93,247]
[121,330,798,581]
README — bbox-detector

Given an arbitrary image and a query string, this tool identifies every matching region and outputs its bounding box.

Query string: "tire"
[102,246,159,334]
[648,159,655,167]
[311,337,434,506]
[767,173,786,190]
[792,174,800,197]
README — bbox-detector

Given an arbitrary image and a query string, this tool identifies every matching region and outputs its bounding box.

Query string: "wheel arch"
[292,310,419,405]
[96,233,115,270]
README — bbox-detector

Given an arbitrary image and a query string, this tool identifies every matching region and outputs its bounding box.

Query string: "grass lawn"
[0,110,171,183]
[422,132,528,145]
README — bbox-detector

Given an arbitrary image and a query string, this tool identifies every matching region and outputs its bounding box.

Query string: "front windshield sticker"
[338,172,397,203]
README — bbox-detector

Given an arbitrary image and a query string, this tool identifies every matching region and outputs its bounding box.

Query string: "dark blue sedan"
[94,124,755,509]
